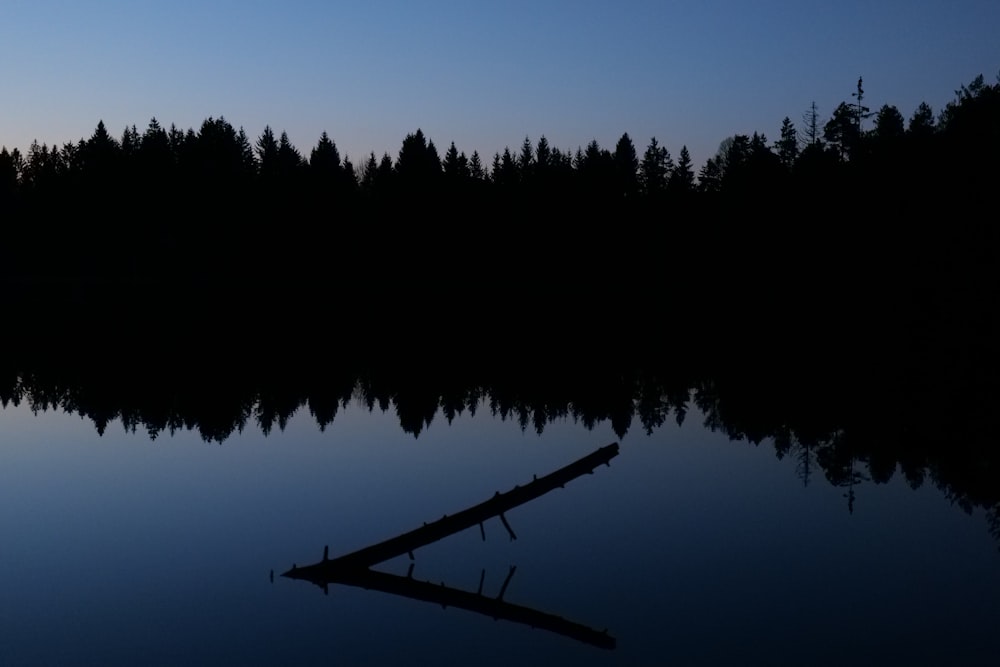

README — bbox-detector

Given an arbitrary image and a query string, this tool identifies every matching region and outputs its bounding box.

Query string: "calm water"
[1,397,998,666]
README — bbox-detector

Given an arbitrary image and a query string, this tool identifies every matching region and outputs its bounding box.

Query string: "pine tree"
[469,151,485,181]
[236,128,257,176]
[775,117,799,169]
[801,101,821,147]
[494,147,518,188]
[872,105,905,141]
[83,120,120,175]
[851,76,872,133]
[360,152,379,193]
[698,157,722,193]
[310,131,341,174]
[907,102,936,137]
[518,136,534,180]
[442,141,462,179]
[535,136,551,171]
[341,156,357,190]
[639,137,672,195]
[396,129,441,185]
[613,132,639,198]
[277,131,303,175]
[668,146,695,193]
[377,152,394,185]
[0,147,19,200]
[824,102,860,160]
[135,119,173,193]
[256,126,279,179]
[120,125,140,161]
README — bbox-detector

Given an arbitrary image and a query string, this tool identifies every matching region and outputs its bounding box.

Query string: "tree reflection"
[1,71,998,544]
[1,318,998,545]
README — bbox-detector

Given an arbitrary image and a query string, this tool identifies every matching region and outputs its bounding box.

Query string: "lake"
[3,100,999,665]
[2,376,998,666]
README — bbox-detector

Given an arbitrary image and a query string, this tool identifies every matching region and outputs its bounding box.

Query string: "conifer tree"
[613,132,639,198]
[256,126,279,179]
[801,101,821,147]
[0,148,19,199]
[775,117,799,169]
[535,136,551,171]
[872,105,905,141]
[442,141,463,180]
[469,151,485,181]
[517,136,534,179]
[668,146,695,193]
[639,137,672,195]
[310,131,341,174]
[277,131,303,174]
[698,158,722,193]
[236,128,257,176]
[907,102,936,136]
[360,152,379,193]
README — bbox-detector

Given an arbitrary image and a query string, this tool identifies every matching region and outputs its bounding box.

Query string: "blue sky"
[1,1,997,171]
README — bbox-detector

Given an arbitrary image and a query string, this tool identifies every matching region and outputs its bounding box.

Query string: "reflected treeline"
[1,319,998,541]
[0,73,998,536]
[0,346,692,442]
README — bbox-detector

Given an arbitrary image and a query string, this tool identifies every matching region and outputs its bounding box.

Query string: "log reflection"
[283,443,619,649]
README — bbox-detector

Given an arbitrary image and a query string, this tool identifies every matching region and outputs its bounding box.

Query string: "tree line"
[0,73,996,365]
[1,72,996,223]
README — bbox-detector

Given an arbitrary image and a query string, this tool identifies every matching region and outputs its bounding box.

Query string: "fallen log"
[283,442,619,572]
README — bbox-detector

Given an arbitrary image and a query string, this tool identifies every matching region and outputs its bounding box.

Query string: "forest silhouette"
[1,73,996,292]
[1,73,999,542]
[1,74,996,360]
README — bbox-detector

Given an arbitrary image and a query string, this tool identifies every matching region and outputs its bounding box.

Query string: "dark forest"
[2,74,997,286]
[1,74,999,542]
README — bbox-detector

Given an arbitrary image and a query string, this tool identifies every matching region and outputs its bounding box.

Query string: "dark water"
[1,392,998,666]
[3,116,999,664]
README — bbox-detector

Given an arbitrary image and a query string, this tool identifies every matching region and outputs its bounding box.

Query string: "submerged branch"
[284,442,619,573]
[282,442,620,648]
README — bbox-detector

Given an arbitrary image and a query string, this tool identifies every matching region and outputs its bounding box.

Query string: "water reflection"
[1,391,997,665]
[2,346,998,548]
[283,444,618,649]
[1,268,999,664]
[298,565,616,650]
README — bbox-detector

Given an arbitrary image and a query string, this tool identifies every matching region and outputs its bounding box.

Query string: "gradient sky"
[2,1,998,171]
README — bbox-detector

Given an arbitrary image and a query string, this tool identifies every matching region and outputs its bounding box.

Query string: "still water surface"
[1,398,997,666]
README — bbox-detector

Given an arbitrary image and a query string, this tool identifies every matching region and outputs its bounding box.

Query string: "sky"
[1,1,998,172]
